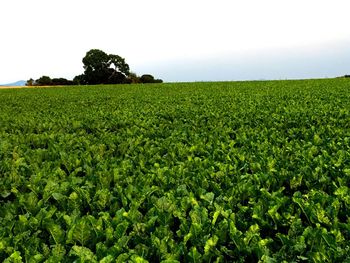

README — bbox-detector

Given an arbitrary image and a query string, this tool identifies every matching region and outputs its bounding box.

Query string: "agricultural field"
[0,79,350,262]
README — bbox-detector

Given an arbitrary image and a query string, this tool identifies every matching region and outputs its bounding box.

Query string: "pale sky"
[1,0,350,83]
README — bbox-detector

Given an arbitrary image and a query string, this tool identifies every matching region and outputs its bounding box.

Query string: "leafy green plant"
[1,79,350,261]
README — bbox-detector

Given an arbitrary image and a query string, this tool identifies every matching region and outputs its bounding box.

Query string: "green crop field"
[1,79,350,262]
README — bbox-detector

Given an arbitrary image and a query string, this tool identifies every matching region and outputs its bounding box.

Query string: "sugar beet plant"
[1,79,350,262]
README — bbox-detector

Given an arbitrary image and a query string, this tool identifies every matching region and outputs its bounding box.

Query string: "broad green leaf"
[204,235,219,254]
[69,245,97,263]
[70,218,93,246]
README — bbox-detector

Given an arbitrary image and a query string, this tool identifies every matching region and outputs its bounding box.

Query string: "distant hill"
[0,80,26,86]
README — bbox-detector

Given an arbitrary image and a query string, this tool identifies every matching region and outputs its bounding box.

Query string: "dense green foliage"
[79,49,130,85]
[140,74,163,84]
[1,79,350,262]
[27,76,75,87]
[26,49,163,86]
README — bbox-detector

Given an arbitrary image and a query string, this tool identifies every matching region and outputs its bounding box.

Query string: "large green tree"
[80,49,130,85]
[35,76,52,86]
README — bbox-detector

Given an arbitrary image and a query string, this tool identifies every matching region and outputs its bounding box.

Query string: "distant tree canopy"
[78,49,131,85]
[26,49,163,86]
[26,76,74,86]
[140,74,163,84]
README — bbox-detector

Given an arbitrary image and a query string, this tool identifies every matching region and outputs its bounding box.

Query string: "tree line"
[26,49,163,86]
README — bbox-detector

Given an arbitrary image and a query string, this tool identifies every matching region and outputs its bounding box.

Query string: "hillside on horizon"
[0,80,26,86]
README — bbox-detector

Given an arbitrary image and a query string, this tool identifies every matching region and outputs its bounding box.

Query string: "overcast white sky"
[1,0,350,83]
